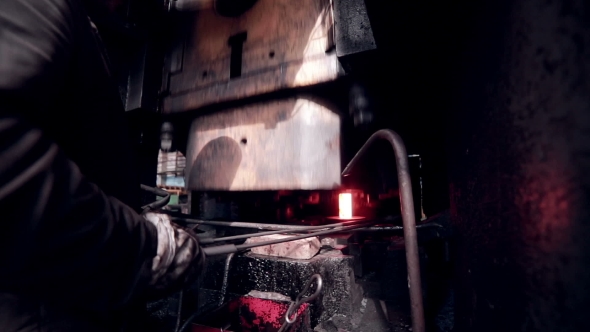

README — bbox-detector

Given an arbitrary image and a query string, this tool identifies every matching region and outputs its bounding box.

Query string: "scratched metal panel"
[332,0,376,58]
[162,0,342,113]
[185,98,341,190]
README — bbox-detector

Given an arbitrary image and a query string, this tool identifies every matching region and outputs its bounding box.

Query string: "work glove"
[143,212,205,297]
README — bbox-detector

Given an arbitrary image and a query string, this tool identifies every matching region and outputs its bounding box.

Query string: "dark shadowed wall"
[446,0,590,331]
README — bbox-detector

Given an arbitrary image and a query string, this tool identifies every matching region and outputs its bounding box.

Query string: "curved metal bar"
[342,129,425,332]
[285,274,323,324]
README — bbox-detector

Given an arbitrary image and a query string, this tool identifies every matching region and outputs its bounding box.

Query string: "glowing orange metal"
[339,193,353,219]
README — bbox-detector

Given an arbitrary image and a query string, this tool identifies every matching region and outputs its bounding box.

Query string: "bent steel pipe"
[342,129,425,332]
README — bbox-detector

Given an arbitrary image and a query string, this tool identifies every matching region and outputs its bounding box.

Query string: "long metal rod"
[170,217,353,231]
[234,223,371,250]
[199,221,442,244]
[342,129,425,332]
[201,222,372,256]
[198,220,362,244]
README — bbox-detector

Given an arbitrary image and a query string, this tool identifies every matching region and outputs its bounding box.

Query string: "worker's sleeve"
[0,0,159,312]
[0,115,159,311]
[0,0,74,112]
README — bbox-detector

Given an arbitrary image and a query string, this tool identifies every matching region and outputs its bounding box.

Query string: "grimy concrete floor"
[315,293,454,332]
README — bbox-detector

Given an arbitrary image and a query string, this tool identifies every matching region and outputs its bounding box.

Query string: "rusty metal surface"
[185,97,341,190]
[446,0,590,331]
[227,250,362,328]
[333,0,376,58]
[163,54,342,113]
[162,0,342,113]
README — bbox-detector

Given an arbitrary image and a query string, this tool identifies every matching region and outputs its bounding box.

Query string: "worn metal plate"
[163,0,342,113]
[185,97,341,190]
[333,0,376,58]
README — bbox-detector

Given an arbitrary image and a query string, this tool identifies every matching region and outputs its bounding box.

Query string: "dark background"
[340,0,590,330]
[364,0,590,331]
[95,0,590,330]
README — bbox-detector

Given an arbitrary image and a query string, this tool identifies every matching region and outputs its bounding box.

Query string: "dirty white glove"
[143,212,204,295]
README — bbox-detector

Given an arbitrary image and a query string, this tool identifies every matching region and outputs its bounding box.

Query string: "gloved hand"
[143,212,205,296]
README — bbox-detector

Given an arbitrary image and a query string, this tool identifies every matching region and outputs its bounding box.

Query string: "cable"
[140,184,171,211]
[219,253,235,306]
[140,184,170,197]
[178,311,200,332]
[177,253,237,332]
[174,291,183,332]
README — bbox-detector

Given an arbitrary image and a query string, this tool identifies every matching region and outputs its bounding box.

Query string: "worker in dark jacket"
[0,0,205,330]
